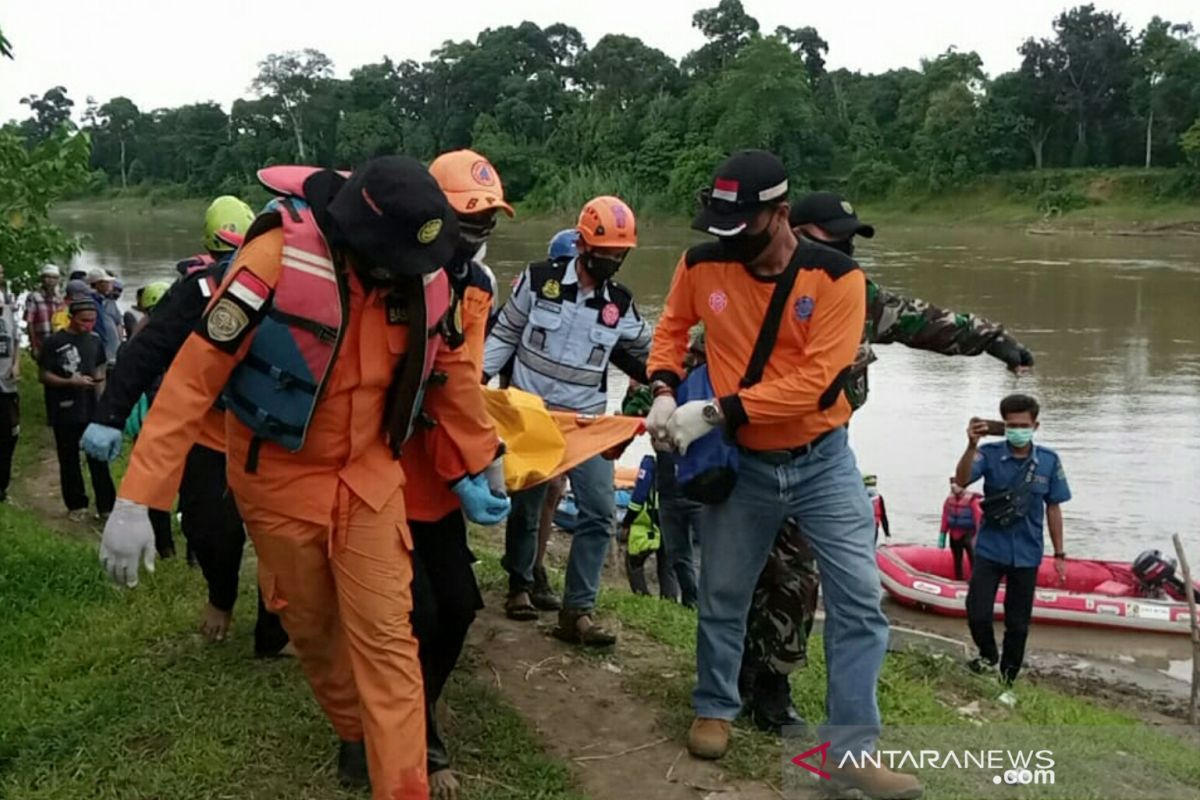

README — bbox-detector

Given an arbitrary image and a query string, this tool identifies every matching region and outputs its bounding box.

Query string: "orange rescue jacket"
[119,227,500,524]
[647,240,865,451]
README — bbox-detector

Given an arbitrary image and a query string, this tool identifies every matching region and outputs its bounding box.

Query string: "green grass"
[1,367,582,800]
[470,533,1200,799]
[859,167,1200,228]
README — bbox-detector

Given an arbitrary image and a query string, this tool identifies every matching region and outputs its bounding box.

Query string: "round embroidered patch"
[794,295,815,321]
[417,218,443,245]
[708,291,728,313]
[471,160,496,186]
[207,298,249,342]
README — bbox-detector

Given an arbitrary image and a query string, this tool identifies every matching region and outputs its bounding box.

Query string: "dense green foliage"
[0,28,91,284]
[11,2,1200,214]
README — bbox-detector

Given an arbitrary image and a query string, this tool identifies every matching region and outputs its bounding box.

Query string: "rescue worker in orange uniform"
[99,157,509,800]
[403,148,512,800]
[646,151,920,798]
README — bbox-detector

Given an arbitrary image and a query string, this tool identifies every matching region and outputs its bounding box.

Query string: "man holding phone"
[39,299,115,522]
[955,394,1070,688]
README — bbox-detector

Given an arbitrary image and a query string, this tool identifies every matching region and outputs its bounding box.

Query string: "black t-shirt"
[40,329,104,425]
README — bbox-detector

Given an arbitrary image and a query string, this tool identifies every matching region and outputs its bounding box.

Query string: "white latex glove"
[646,394,677,451]
[99,498,156,588]
[667,400,719,455]
[484,454,507,497]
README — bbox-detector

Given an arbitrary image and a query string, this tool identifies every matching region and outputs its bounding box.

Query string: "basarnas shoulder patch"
[200,267,272,352]
[207,298,250,342]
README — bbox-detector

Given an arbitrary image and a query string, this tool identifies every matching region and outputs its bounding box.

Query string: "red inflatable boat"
[877,545,1200,635]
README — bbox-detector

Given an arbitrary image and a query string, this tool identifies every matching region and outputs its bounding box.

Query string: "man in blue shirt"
[955,394,1071,686]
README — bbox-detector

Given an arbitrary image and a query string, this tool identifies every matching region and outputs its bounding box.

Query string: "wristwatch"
[701,400,723,426]
[1054,551,1066,560]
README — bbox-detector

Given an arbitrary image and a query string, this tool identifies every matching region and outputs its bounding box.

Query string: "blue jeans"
[503,482,550,593]
[562,455,616,610]
[694,427,887,757]
[658,492,702,607]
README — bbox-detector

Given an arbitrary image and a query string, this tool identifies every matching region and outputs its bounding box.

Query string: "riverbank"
[58,166,1200,236]
[2,361,1198,798]
[858,168,1200,233]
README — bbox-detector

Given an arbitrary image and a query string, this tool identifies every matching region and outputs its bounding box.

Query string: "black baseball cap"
[789,191,875,239]
[313,156,458,278]
[691,150,789,237]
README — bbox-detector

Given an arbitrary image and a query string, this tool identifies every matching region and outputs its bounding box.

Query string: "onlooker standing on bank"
[39,299,115,521]
[0,264,20,502]
[85,268,124,367]
[956,394,1070,687]
[24,263,64,360]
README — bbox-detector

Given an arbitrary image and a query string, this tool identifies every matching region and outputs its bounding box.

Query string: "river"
[55,205,1200,566]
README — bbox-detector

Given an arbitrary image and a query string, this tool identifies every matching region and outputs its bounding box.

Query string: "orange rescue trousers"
[241,483,428,800]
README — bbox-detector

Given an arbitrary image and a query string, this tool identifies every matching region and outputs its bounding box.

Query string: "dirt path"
[11,426,104,542]
[466,593,799,800]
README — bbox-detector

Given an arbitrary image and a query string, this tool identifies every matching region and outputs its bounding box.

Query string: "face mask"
[826,237,854,257]
[1006,427,1035,448]
[580,251,625,283]
[457,215,496,250]
[722,220,776,264]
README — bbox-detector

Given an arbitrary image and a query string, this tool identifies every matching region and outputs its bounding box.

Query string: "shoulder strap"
[740,246,805,389]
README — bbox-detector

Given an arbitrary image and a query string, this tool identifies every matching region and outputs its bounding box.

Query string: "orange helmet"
[576,196,637,249]
[428,149,515,217]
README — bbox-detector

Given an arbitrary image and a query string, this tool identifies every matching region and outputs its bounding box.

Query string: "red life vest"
[222,165,450,458]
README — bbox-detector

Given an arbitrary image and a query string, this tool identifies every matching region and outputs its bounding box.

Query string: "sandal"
[552,609,616,647]
[505,591,538,621]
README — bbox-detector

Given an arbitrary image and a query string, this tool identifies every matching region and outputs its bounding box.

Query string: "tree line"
[10,1,1200,218]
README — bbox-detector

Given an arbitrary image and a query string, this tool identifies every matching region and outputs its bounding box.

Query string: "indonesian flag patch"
[712,178,739,202]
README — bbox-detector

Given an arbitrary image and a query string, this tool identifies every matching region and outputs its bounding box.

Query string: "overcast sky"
[3,0,1197,122]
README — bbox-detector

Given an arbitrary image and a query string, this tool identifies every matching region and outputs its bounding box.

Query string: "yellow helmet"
[140,280,171,310]
[203,196,255,253]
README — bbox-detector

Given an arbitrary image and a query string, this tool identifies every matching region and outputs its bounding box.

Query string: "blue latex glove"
[453,473,511,525]
[82,423,124,462]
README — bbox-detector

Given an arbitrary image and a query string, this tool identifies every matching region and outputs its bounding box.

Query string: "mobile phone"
[971,417,1006,437]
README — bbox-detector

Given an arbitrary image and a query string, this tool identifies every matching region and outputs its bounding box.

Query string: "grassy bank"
[59,167,1200,232]
[0,363,578,800]
[859,167,1200,229]
[469,536,1200,799]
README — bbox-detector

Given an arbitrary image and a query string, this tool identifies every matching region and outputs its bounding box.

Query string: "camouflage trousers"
[743,518,820,676]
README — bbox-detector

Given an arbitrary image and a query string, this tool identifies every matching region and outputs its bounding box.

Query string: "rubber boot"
[337,739,370,790]
[530,564,562,611]
[749,669,806,736]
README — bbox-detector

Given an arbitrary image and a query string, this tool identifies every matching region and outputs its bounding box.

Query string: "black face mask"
[446,239,476,281]
[825,237,854,257]
[721,223,775,265]
[580,251,624,284]
[457,214,496,250]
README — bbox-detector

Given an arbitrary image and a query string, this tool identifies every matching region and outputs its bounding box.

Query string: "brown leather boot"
[823,762,923,799]
[686,717,731,760]
[552,608,616,646]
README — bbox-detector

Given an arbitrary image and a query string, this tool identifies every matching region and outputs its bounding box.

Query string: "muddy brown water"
[58,206,1200,679]
[58,205,1200,562]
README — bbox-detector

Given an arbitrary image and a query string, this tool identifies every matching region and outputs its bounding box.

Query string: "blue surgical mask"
[1006,427,1035,448]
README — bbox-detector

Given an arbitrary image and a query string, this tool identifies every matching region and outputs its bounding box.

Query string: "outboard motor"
[1132,549,1200,602]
